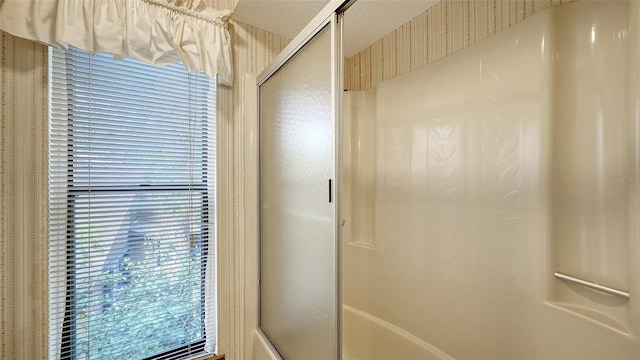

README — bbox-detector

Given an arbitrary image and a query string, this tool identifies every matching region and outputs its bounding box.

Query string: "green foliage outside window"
[74,237,204,360]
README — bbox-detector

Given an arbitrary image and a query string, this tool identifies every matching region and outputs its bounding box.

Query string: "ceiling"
[232,0,439,58]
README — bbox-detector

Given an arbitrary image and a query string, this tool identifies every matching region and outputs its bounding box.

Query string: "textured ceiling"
[232,0,439,58]
[232,1,328,41]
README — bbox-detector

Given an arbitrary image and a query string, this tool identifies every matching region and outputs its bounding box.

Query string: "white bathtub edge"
[343,305,455,360]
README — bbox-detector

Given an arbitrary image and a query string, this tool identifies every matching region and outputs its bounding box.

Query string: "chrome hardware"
[554,272,629,299]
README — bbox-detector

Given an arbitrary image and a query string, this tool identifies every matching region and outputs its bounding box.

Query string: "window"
[48,47,217,360]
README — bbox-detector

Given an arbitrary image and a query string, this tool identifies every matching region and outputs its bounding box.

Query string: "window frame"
[50,47,217,360]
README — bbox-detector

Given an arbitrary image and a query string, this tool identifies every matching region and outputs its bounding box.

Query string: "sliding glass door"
[258,14,341,360]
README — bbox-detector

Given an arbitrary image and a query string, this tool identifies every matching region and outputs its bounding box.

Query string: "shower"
[245,0,640,358]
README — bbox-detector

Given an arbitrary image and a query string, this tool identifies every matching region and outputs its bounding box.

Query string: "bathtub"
[342,305,453,360]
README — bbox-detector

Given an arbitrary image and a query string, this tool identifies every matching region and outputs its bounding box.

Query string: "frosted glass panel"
[259,24,335,359]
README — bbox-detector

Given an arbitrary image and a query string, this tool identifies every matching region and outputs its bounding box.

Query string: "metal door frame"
[255,1,355,358]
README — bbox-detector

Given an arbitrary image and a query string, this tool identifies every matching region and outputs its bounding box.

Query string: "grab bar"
[554,272,630,299]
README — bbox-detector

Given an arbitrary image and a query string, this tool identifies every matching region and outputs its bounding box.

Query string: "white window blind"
[48,47,217,360]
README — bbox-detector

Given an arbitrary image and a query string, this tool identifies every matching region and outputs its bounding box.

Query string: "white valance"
[0,0,233,85]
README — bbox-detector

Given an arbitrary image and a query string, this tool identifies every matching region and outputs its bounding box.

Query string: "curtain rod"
[141,0,231,27]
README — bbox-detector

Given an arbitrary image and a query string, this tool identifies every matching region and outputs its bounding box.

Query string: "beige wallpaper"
[346,0,577,91]
[0,30,49,359]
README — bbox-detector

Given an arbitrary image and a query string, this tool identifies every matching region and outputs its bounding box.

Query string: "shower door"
[257,12,342,360]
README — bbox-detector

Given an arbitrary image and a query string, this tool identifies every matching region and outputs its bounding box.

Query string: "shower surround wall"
[342,1,640,358]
